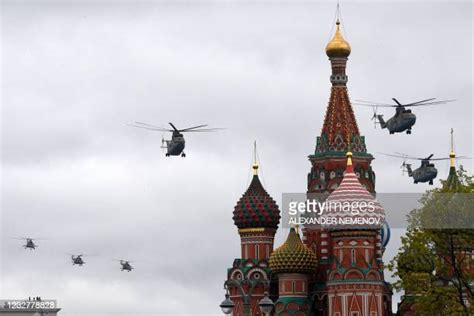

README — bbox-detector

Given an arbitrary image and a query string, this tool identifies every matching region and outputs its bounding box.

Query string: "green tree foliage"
[389,168,474,315]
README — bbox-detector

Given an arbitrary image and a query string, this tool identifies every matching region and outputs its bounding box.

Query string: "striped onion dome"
[233,165,280,229]
[322,152,385,230]
[269,227,318,274]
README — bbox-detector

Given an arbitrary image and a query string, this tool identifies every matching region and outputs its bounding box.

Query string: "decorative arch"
[230,269,244,281]
[245,267,268,280]
[328,270,343,280]
[366,270,381,280]
[344,268,364,280]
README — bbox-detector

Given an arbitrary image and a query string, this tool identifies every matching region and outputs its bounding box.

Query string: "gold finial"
[326,6,351,58]
[450,128,456,168]
[252,141,259,175]
[346,151,353,166]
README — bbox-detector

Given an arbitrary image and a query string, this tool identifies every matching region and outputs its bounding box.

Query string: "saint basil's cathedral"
[222,17,393,316]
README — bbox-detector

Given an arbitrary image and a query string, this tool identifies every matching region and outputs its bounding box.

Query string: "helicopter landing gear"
[414,180,418,184]
[406,129,411,134]
[429,180,433,185]
[389,131,394,134]
[181,153,186,157]
[165,153,170,157]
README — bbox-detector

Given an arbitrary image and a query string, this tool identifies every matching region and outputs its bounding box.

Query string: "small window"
[255,245,260,259]
[351,248,356,264]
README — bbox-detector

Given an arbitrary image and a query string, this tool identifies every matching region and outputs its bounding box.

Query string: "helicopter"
[70,254,86,266]
[379,152,469,185]
[130,122,223,157]
[354,98,454,134]
[114,259,134,272]
[12,237,40,250]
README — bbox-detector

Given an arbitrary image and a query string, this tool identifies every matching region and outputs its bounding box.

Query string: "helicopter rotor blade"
[392,98,403,106]
[404,98,436,106]
[378,152,415,160]
[180,128,225,133]
[168,122,180,132]
[393,152,421,160]
[403,99,455,107]
[178,124,210,132]
[425,154,434,160]
[353,99,394,106]
[134,122,166,129]
[128,124,172,132]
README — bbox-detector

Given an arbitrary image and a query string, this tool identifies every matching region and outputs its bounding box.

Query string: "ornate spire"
[252,140,259,175]
[312,11,367,156]
[445,128,461,190]
[449,128,456,168]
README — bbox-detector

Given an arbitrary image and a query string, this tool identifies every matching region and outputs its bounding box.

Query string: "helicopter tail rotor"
[371,106,379,129]
[161,136,167,151]
[401,162,413,177]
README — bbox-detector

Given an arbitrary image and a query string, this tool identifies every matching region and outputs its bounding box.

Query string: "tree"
[389,167,474,315]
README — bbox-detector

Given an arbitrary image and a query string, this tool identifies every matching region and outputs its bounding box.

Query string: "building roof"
[326,19,351,58]
[323,152,385,230]
[233,164,280,229]
[269,227,317,274]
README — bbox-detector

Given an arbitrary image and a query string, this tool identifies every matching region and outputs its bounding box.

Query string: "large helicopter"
[354,98,454,134]
[70,254,86,266]
[114,259,134,272]
[12,237,41,250]
[380,152,469,185]
[130,122,223,157]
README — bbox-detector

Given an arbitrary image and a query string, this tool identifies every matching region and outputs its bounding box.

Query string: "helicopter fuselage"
[120,261,133,272]
[24,239,36,250]
[164,132,186,157]
[72,256,85,266]
[410,163,438,184]
[382,108,416,134]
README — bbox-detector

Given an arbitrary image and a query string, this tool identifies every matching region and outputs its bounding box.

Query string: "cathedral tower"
[225,148,281,315]
[303,18,378,310]
[269,227,318,315]
[324,152,391,315]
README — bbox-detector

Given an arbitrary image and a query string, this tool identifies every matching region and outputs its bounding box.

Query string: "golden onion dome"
[269,227,317,274]
[326,19,351,58]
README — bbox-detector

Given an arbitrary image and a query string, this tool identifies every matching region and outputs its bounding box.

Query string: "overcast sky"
[1,1,472,315]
